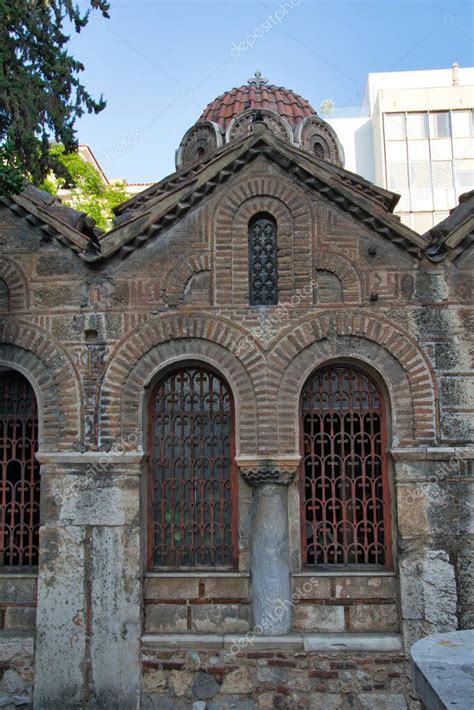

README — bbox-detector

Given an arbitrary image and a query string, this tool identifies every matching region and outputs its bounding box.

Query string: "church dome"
[175,72,344,170]
[199,72,316,128]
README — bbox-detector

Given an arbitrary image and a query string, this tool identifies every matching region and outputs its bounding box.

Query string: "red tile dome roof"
[199,72,316,128]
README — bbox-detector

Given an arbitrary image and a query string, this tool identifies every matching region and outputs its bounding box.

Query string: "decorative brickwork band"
[236,456,300,486]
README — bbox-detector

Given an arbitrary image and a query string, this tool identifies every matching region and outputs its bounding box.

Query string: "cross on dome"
[248,71,268,88]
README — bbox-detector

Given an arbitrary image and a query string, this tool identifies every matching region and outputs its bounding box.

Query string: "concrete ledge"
[411,630,474,710]
[304,633,402,652]
[142,633,403,653]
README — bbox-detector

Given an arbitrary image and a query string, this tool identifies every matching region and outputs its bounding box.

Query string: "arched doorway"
[147,365,237,568]
[0,370,40,567]
[300,364,392,568]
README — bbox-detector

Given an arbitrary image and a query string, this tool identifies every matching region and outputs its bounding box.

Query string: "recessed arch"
[0,258,29,311]
[0,322,82,449]
[147,361,238,568]
[98,314,264,453]
[299,360,393,569]
[273,312,437,450]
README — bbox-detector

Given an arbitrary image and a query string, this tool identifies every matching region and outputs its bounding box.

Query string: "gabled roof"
[0,184,101,260]
[424,190,474,261]
[99,127,427,261]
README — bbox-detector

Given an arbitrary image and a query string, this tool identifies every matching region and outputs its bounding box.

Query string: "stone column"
[237,457,300,636]
[33,451,144,710]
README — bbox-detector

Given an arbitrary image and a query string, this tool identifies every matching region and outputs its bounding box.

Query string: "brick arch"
[99,313,265,453]
[214,174,313,306]
[0,320,82,449]
[163,251,210,303]
[0,258,29,311]
[315,251,362,303]
[271,311,437,450]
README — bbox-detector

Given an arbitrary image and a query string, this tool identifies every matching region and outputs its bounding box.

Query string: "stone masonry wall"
[0,155,472,706]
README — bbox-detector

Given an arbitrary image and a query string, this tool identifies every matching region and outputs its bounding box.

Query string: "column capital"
[235,455,301,486]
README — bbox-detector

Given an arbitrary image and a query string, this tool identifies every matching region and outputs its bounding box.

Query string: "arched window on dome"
[0,370,40,566]
[300,364,392,569]
[248,213,278,306]
[148,365,237,568]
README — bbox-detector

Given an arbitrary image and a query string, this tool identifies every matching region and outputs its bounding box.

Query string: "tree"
[41,143,128,231]
[0,0,110,196]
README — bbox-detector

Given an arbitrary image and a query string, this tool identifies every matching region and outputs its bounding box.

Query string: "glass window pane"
[453,138,474,160]
[430,138,452,160]
[397,189,411,212]
[433,188,455,211]
[455,159,474,190]
[385,113,406,140]
[432,161,453,188]
[387,162,409,190]
[396,212,411,228]
[408,140,430,161]
[411,189,433,211]
[412,212,434,233]
[386,141,407,162]
[409,162,431,189]
[407,112,429,139]
[430,112,451,138]
[433,211,450,227]
[451,110,473,138]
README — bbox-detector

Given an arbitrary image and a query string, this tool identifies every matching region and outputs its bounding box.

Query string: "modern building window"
[384,109,474,229]
[148,365,237,568]
[300,365,391,568]
[0,371,40,566]
[248,213,278,306]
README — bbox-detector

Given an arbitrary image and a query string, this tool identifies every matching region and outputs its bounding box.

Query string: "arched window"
[148,365,237,568]
[248,213,278,305]
[0,371,40,566]
[300,365,391,568]
[0,279,9,312]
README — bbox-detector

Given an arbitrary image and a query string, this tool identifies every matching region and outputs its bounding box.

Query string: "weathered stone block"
[397,486,430,538]
[144,577,200,601]
[203,576,249,599]
[4,607,36,631]
[90,525,141,708]
[0,578,36,603]
[220,668,253,694]
[291,576,331,600]
[348,603,399,632]
[333,576,397,600]
[145,604,188,633]
[191,604,250,633]
[293,605,345,632]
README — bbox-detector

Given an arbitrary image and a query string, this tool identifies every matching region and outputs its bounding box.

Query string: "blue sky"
[71,0,474,183]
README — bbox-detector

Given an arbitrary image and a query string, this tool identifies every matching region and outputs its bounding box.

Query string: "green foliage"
[41,143,128,231]
[0,0,110,196]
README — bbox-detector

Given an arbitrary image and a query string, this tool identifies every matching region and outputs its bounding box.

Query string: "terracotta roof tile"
[199,84,316,128]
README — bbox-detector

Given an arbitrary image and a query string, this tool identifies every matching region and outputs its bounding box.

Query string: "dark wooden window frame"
[0,370,40,567]
[248,212,278,306]
[299,363,393,570]
[147,363,238,570]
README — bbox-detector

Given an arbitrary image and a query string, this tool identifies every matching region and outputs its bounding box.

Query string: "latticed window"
[149,366,237,568]
[0,371,40,566]
[248,213,278,305]
[300,365,391,568]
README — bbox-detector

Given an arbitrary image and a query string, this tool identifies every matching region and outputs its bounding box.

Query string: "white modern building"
[327,64,474,232]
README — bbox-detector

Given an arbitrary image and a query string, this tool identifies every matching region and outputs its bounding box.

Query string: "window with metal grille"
[248,213,278,305]
[0,371,40,566]
[148,366,237,568]
[300,365,391,568]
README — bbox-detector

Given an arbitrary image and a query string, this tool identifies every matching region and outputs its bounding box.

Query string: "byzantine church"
[0,72,472,709]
